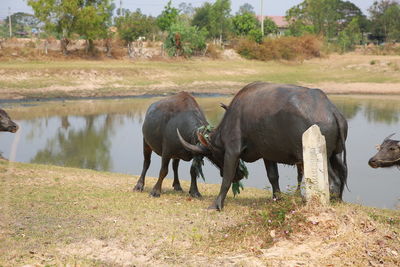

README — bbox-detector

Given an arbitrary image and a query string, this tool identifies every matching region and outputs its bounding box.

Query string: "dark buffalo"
[134,92,243,198]
[178,82,348,210]
[368,134,400,168]
[0,108,18,133]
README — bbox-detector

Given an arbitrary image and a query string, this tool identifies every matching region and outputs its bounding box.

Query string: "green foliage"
[192,0,232,41]
[337,18,362,52]
[248,28,263,43]
[115,9,155,44]
[27,0,114,54]
[232,159,249,196]
[369,0,400,42]
[259,194,305,235]
[157,0,179,32]
[3,12,40,37]
[165,21,206,56]
[27,0,80,39]
[237,3,255,15]
[192,156,205,181]
[232,12,259,36]
[263,17,278,36]
[286,0,366,40]
[75,0,114,52]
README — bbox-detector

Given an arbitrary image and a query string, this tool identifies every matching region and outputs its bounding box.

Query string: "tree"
[157,0,179,31]
[192,0,232,42]
[164,21,207,57]
[237,3,255,15]
[209,0,232,43]
[28,0,114,55]
[192,2,213,37]
[369,0,400,42]
[75,0,114,54]
[338,17,362,52]
[286,0,366,40]
[263,17,278,36]
[232,12,259,36]
[4,12,40,37]
[115,9,156,56]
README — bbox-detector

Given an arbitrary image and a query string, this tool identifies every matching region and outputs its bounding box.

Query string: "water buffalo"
[134,92,243,198]
[178,82,348,210]
[368,134,400,168]
[0,108,18,133]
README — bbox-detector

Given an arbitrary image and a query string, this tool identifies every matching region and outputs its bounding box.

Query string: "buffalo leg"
[189,163,202,198]
[296,163,304,191]
[172,159,183,191]
[150,156,171,197]
[263,159,281,199]
[209,150,240,211]
[133,139,152,192]
[329,154,346,201]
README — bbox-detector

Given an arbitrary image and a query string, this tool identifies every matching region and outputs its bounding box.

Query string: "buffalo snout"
[368,157,379,168]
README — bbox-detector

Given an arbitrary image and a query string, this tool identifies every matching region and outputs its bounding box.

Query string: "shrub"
[235,35,322,61]
[164,21,207,57]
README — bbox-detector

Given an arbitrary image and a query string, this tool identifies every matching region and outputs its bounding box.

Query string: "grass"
[0,159,399,266]
[0,54,400,99]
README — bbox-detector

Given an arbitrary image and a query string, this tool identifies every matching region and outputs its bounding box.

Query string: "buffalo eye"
[389,147,396,151]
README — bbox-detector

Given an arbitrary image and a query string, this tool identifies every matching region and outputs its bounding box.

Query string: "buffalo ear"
[375,144,381,151]
[197,132,209,147]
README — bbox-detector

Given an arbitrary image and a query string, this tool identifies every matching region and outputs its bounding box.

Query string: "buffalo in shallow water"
[369,134,400,168]
[134,92,243,198]
[178,82,348,211]
[0,108,18,133]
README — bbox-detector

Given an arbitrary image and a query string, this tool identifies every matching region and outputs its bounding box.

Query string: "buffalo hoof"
[189,191,202,199]
[207,202,222,211]
[149,190,161,197]
[173,184,183,191]
[133,183,144,192]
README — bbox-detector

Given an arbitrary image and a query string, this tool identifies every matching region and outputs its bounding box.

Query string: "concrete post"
[302,125,330,205]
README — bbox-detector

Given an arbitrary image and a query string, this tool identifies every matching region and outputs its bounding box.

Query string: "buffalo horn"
[384,133,396,141]
[177,129,208,154]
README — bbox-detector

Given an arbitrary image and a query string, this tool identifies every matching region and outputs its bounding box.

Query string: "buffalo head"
[368,133,400,168]
[0,109,18,133]
[177,129,244,182]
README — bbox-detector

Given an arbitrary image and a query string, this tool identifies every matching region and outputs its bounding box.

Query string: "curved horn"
[220,103,228,110]
[177,129,208,155]
[384,133,396,141]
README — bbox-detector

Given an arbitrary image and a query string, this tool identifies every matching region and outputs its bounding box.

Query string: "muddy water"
[0,95,399,209]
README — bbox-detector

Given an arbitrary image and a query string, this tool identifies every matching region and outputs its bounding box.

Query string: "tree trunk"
[60,38,69,55]
[105,38,112,57]
[86,39,95,55]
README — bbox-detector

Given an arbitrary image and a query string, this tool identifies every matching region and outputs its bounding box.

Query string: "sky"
[0,0,376,19]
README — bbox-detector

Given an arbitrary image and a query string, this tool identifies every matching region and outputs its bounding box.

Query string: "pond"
[0,95,399,210]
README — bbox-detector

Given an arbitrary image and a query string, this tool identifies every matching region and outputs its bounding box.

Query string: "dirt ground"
[0,160,399,266]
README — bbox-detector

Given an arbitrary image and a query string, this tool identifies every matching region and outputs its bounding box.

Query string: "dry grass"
[0,54,400,100]
[0,159,399,266]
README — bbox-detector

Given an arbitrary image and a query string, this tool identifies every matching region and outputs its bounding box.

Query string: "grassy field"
[1,54,400,99]
[1,159,399,266]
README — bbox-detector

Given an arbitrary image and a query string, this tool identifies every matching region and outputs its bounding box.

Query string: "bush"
[235,35,322,61]
[164,21,207,57]
[206,43,222,59]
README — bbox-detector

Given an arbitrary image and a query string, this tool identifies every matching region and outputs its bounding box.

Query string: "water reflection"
[32,115,114,171]
[0,95,399,209]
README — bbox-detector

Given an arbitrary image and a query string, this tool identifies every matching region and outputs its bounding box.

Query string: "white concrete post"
[302,125,330,205]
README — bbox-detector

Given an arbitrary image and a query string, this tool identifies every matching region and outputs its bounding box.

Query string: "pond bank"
[1,160,399,266]
[1,55,400,100]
